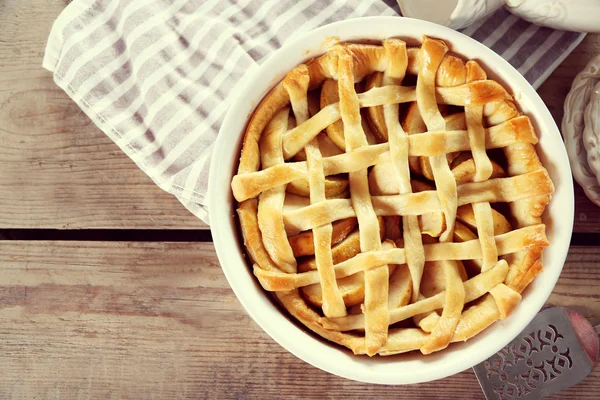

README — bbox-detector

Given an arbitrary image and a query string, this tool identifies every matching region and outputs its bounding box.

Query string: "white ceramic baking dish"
[208,16,574,384]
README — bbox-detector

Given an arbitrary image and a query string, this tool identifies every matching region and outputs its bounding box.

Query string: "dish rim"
[208,16,574,384]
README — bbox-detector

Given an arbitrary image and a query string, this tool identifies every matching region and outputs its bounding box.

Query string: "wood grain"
[1,2,600,397]
[0,241,597,399]
[0,0,598,232]
[0,0,205,229]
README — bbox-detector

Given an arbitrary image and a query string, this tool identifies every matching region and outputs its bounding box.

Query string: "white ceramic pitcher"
[397,0,600,32]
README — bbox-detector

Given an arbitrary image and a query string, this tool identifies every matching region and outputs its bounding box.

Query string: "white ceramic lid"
[563,54,600,206]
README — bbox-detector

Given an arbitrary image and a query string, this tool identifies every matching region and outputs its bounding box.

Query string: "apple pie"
[230,35,554,356]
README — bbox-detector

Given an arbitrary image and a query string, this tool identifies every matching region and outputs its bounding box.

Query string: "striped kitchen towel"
[43,0,585,224]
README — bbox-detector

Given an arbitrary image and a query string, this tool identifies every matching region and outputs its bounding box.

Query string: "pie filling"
[231,36,554,356]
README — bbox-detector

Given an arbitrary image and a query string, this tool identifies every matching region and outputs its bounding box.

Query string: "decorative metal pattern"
[474,307,595,399]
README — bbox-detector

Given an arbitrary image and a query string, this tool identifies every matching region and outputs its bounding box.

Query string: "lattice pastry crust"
[231,36,554,356]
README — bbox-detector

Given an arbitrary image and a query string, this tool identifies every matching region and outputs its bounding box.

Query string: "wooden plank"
[0,0,206,229]
[574,180,600,233]
[0,241,597,399]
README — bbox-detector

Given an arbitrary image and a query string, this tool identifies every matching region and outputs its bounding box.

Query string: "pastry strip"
[372,287,520,355]
[254,224,547,291]
[280,167,552,234]
[415,37,464,353]
[321,260,508,332]
[283,83,515,159]
[285,66,347,318]
[382,39,425,304]
[338,49,388,355]
[465,61,498,271]
[232,115,538,202]
[256,108,297,272]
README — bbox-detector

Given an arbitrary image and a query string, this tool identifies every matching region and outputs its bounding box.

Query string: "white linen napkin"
[43,0,585,224]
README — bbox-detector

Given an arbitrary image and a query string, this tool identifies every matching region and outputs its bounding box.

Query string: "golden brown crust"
[233,36,553,356]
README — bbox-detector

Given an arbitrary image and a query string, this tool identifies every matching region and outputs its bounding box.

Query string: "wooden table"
[1,1,599,398]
